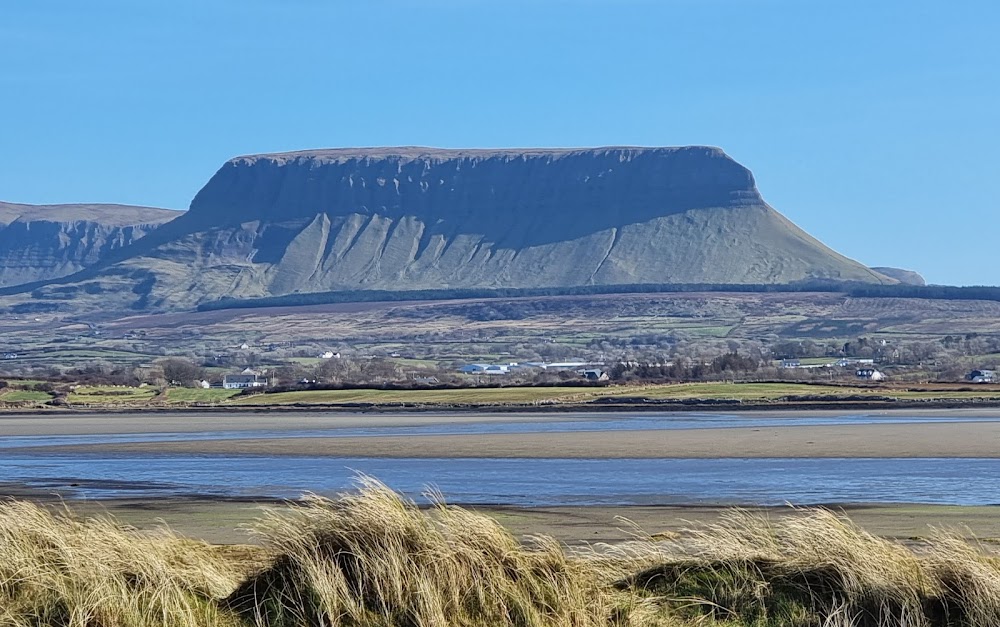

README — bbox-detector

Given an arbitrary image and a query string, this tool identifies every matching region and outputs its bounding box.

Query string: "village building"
[581,369,609,381]
[968,369,997,384]
[856,368,886,381]
[223,371,268,389]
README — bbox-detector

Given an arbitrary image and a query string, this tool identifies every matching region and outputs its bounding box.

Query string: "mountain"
[870,267,926,286]
[0,202,180,288]
[8,147,893,312]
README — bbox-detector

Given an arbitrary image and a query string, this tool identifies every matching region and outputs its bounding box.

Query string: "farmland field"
[0,389,52,402]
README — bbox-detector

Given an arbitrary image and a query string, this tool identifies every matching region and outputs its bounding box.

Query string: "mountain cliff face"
[0,202,180,288]
[13,147,892,311]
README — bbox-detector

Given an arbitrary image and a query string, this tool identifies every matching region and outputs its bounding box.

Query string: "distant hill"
[4,147,894,312]
[870,267,926,286]
[0,202,180,288]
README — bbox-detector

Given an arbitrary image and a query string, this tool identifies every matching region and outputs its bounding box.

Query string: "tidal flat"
[3,409,1000,544]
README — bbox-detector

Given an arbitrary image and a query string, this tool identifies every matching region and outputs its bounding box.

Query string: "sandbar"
[24,420,1000,458]
[10,493,1000,546]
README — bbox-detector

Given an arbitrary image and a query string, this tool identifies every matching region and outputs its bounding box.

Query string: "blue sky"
[2,0,996,285]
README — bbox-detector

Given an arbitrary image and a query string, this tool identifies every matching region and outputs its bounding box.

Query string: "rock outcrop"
[8,147,893,311]
[0,202,180,288]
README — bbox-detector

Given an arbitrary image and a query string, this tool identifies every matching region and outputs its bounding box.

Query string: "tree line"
[196,281,1000,312]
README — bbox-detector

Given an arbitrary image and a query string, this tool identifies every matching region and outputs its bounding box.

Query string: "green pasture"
[233,386,606,406]
[0,389,53,402]
[67,385,160,405]
[165,388,241,403]
[606,381,1000,402]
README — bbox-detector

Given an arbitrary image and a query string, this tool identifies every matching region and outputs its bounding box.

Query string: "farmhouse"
[968,370,997,384]
[223,372,268,389]
[856,368,886,381]
[581,369,609,381]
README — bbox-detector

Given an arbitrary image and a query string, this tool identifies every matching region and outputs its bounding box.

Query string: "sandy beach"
[3,407,1000,437]
[20,420,1000,458]
[11,494,1000,546]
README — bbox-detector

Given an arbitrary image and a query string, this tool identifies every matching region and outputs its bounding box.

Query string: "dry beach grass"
[5,481,1000,626]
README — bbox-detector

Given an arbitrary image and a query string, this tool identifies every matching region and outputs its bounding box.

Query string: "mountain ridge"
[3,146,893,312]
[0,202,180,288]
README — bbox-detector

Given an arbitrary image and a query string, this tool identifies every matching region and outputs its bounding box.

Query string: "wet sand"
[12,493,1000,546]
[3,407,1000,438]
[25,420,1000,458]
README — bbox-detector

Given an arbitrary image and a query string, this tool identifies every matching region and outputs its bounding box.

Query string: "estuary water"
[0,411,996,506]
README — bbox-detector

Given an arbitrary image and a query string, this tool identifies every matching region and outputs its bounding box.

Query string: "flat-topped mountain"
[13,147,893,311]
[0,202,179,288]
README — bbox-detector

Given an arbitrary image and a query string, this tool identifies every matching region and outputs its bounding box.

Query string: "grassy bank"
[5,380,1000,411]
[6,481,1000,626]
[231,381,1000,409]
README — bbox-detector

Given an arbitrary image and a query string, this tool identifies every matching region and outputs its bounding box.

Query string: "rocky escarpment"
[11,147,893,311]
[0,202,180,288]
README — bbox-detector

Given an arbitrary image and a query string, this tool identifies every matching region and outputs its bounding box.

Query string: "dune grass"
[7,483,1000,625]
[0,500,248,627]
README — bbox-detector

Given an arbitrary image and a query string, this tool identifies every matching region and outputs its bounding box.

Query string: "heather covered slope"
[0,201,180,288]
[14,147,892,311]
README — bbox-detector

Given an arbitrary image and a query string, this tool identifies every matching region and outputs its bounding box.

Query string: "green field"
[9,380,1000,408]
[165,388,241,403]
[604,381,1000,402]
[232,381,1000,406]
[233,386,607,406]
[0,389,53,402]
[66,385,160,405]
[614,382,878,400]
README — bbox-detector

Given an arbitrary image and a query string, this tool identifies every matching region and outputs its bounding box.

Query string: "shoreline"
[6,397,1000,416]
[6,487,1000,545]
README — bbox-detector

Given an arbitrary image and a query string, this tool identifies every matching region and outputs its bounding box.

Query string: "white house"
[458,363,509,375]
[581,369,609,381]
[856,368,886,381]
[969,370,996,383]
[223,373,268,389]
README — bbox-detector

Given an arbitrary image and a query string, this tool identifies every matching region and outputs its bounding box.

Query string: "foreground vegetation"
[7,481,1000,626]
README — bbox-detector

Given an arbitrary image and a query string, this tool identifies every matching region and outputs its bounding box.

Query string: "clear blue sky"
[2,0,996,285]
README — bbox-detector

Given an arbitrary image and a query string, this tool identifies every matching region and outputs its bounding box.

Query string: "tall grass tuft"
[0,499,246,626]
[225,477,667,627]
[922,530,1000,625]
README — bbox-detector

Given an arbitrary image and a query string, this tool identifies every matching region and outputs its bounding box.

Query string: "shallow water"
[1,411,997,506]
[1,454,995,507]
